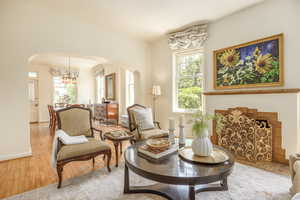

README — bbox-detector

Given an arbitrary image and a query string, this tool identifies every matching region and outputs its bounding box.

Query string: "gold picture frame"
[105,73,116,100]
[213,34,284,90]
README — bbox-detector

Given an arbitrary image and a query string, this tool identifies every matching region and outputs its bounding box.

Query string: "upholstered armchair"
[290,154,300,198]
[55,107,111,188]
[127,104,168,142]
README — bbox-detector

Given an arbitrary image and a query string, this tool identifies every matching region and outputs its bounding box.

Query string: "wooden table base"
[123,164,229,200]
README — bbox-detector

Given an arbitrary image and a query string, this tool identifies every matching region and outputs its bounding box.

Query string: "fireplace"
[212,107,288,164]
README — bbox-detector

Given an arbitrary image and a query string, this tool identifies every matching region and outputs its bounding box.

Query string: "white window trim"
[125,70,135,108]
[96,75,105,103]
[28,71,38,80]
[172,48,204,113]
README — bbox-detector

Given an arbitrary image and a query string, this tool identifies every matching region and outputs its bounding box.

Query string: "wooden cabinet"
[94,103,119,124]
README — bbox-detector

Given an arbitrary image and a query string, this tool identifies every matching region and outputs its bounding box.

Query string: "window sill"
[172,109,199,114]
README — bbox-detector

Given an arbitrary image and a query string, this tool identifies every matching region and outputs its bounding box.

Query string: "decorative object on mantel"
[213,34,284,89]
[203,88,300,96]
[178,115,185,145]
[188,111,214,156]
[168,118,175,144]
[168,24,208,50]
[212,107,288,164]
[152,85,161,121]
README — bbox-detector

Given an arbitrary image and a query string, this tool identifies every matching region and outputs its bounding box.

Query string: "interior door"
[28,79,39,123]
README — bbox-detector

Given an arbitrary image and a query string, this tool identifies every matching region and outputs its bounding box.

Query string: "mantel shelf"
[203,88,300,96]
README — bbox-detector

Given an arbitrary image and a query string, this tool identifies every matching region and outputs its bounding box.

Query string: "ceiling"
[49,0,265,41]
[28,0,265,67]
[29,54,108,68]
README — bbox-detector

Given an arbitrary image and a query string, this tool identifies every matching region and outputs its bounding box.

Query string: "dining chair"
[47,105,55,129]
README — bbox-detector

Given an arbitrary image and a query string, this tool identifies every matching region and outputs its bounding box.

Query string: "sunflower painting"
[213,34,283,89]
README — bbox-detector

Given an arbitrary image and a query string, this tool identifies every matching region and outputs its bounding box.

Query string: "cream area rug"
[5,163,291,200]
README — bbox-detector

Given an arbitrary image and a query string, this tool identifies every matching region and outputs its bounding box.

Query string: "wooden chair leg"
[120,142,123,154]
[57,164,64,189]
[99,131,104,141]
[92,157,95,168]
[49,117,52,128]
[106,151,111,172]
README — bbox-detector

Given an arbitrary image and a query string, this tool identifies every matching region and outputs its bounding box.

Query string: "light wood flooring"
[0,123,127,199]
[0,123,290,199]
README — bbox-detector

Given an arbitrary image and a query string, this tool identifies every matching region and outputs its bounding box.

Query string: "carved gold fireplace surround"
[212,107,288,164]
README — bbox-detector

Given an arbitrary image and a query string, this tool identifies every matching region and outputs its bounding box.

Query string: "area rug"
[5,163,291,200]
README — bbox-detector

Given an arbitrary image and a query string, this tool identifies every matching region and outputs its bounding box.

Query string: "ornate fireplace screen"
[216,109,272,162]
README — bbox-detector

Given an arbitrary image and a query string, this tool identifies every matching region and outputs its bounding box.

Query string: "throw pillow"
[132,108,155,130]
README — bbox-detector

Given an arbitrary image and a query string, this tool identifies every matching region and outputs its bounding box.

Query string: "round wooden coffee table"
[124,141,235,200]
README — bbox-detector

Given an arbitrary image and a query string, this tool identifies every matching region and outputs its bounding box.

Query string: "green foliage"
[178,87,202,109]
[66,84,77,104]
[177,55,202,109]
[188,110,215,137]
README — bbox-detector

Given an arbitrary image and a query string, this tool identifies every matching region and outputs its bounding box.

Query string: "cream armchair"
[55,107,111,188]
[127,104,168,142]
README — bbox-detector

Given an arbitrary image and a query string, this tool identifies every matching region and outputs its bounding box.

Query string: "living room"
[1,0,300,199]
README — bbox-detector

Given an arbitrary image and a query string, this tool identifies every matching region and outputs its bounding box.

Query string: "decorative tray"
[178,147,229,164]
[146,138,170,150]
[106,130,129,138]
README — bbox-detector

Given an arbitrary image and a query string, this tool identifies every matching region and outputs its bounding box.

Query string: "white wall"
[77,67,95,105]
[93,63,148,117]
[150,0,300,157]
[0,0,151,161]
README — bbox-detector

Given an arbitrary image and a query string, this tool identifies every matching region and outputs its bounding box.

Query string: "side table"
[103,131,134,167]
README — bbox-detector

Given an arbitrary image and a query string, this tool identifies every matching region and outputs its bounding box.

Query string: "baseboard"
[0,149,32,161]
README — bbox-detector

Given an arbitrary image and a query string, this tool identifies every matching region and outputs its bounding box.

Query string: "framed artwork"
[213,34,284,89]
[105,73,116,100]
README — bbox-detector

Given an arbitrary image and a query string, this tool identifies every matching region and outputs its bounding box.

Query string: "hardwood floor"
[0,123,290,199]
[0,123,127,199]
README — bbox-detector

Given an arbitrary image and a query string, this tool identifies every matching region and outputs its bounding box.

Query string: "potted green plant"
[189,111,215,156]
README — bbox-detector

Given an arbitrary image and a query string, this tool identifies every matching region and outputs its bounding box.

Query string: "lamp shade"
[152,85,161,96]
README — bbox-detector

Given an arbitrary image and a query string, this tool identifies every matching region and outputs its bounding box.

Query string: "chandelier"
[62,57,78,84]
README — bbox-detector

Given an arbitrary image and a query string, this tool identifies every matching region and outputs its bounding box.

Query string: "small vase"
[192,129,213,156]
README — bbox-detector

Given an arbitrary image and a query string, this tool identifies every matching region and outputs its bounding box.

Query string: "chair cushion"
[132,108,155,130]
[139,128,169,140]
[57,138,110,161]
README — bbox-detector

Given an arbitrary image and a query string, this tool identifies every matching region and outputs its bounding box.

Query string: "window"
[53,76,77,104]
[173,50,203,112]
[96,75,105,103]
[125,70,134,108]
